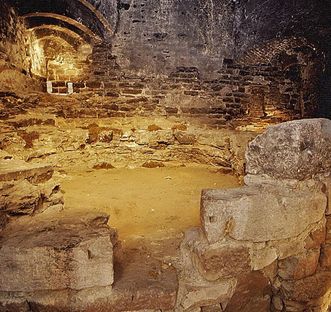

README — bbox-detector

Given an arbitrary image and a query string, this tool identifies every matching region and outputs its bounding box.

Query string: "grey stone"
[245,119,331,180]
[0,212,114,292]
[201,182,326,243]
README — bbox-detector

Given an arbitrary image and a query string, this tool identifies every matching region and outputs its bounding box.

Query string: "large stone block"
[278,249,320,280]
[224,272,270,312]
[321,175,331,215]
[0,159,54,183]
[245,119,331,180]
[281,272,331,302]
[201,182,326,243]
[192,245,251,281]
[320,244,331,268]
[0,212,114,292]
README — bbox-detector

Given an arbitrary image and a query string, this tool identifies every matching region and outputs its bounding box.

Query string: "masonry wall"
[0,2,29,71]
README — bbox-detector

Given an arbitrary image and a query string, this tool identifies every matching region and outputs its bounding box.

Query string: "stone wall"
[0,91,255,176]
[50,60,307,121]
[178,119,331,311]
[0,3,43,92]
[1,118,331,312]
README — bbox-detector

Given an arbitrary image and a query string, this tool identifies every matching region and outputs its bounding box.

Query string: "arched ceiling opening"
[32,29,84,50]
[5,0,115,81]
[24,16,96,44]
[30,25,87,44]
[10,0,113,39]
[23,13,102,43]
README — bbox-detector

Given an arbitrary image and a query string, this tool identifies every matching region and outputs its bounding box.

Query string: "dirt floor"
[62,167,239,244]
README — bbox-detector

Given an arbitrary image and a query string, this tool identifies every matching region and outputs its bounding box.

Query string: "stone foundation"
[1,118,331,311]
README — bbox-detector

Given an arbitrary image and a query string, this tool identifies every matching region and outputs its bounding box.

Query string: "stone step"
[0,158,53,183]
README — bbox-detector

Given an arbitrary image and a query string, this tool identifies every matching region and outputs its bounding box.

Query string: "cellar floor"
[62,167,240,244]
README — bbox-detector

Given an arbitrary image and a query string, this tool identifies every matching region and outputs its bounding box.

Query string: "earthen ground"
[62,167,239,244]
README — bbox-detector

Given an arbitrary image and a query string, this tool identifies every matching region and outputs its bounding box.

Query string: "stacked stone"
[48,61,304,123]
[0,157,64,230]
[178,118,331,311]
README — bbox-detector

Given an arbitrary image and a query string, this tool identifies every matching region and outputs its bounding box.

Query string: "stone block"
[246,119,331,180]
[201,304,223,312]
[224,272,270,312]
[180,280,236,311]
[0,212,114,292]
[201,183,326,243]
[0,179,41,215]
[174,131,197,145]
[281,272,331,302]
[304,225,326,249]
[320,244,331,268]
[321,175,331,215]
[278,249,320,280]
[326,216,331,244]
[192,245,251,281]
[0,159,54,182]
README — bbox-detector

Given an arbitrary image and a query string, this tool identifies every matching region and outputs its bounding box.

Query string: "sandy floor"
[62,167,239,242]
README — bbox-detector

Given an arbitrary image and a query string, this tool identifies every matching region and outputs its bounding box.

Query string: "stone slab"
[0,159,53,183]
[201,183,326,243]
[0,212,114,292]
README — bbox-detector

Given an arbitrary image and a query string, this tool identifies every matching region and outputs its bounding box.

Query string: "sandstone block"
[320,244,331,268]
[192,245,251,281]
[0,179,41,215]
[201,304,223,312]
[224,272,270,312]
[180,280,236,311]
[281,272,331,302]
[246,119,331,180]
[321,175,331,215]
[0,212,114,292]
[304,225,326,249]
[174,131,197,145]
[326,216,331,244]
[0,158,53,182]
[278,249,320,280]
[99,130,113,143]
[201,183,326,243]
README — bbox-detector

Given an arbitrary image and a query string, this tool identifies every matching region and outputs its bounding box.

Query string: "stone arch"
[23,13,102,43]
[28,25,89,44]
[237,37,325,118]
[30,27,86,50]
[24,16,96,44]
[11,0,114,38]
[237,37,320,66]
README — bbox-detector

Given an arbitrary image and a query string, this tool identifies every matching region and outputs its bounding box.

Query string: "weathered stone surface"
[0,161,64,217]
[281,272,331,302]
[192,245,251,281]
[246,119,331,180]
[201,303,223,312]
[0,158,53,182]
[201,183,326,243]
[320,245,331,268]
[0,244,178,312]
[304,225,326,249]
[278,249,320,280]
[0,212,7,231]
[180,280,236,311]
[174,131,197,145]
[109,248,178,312]
[271,295,284,311]
[326,216,331,244]
[0,212,114,292]
[0,179,41,215]
[224,272,270,312]
[321,175,331,215]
